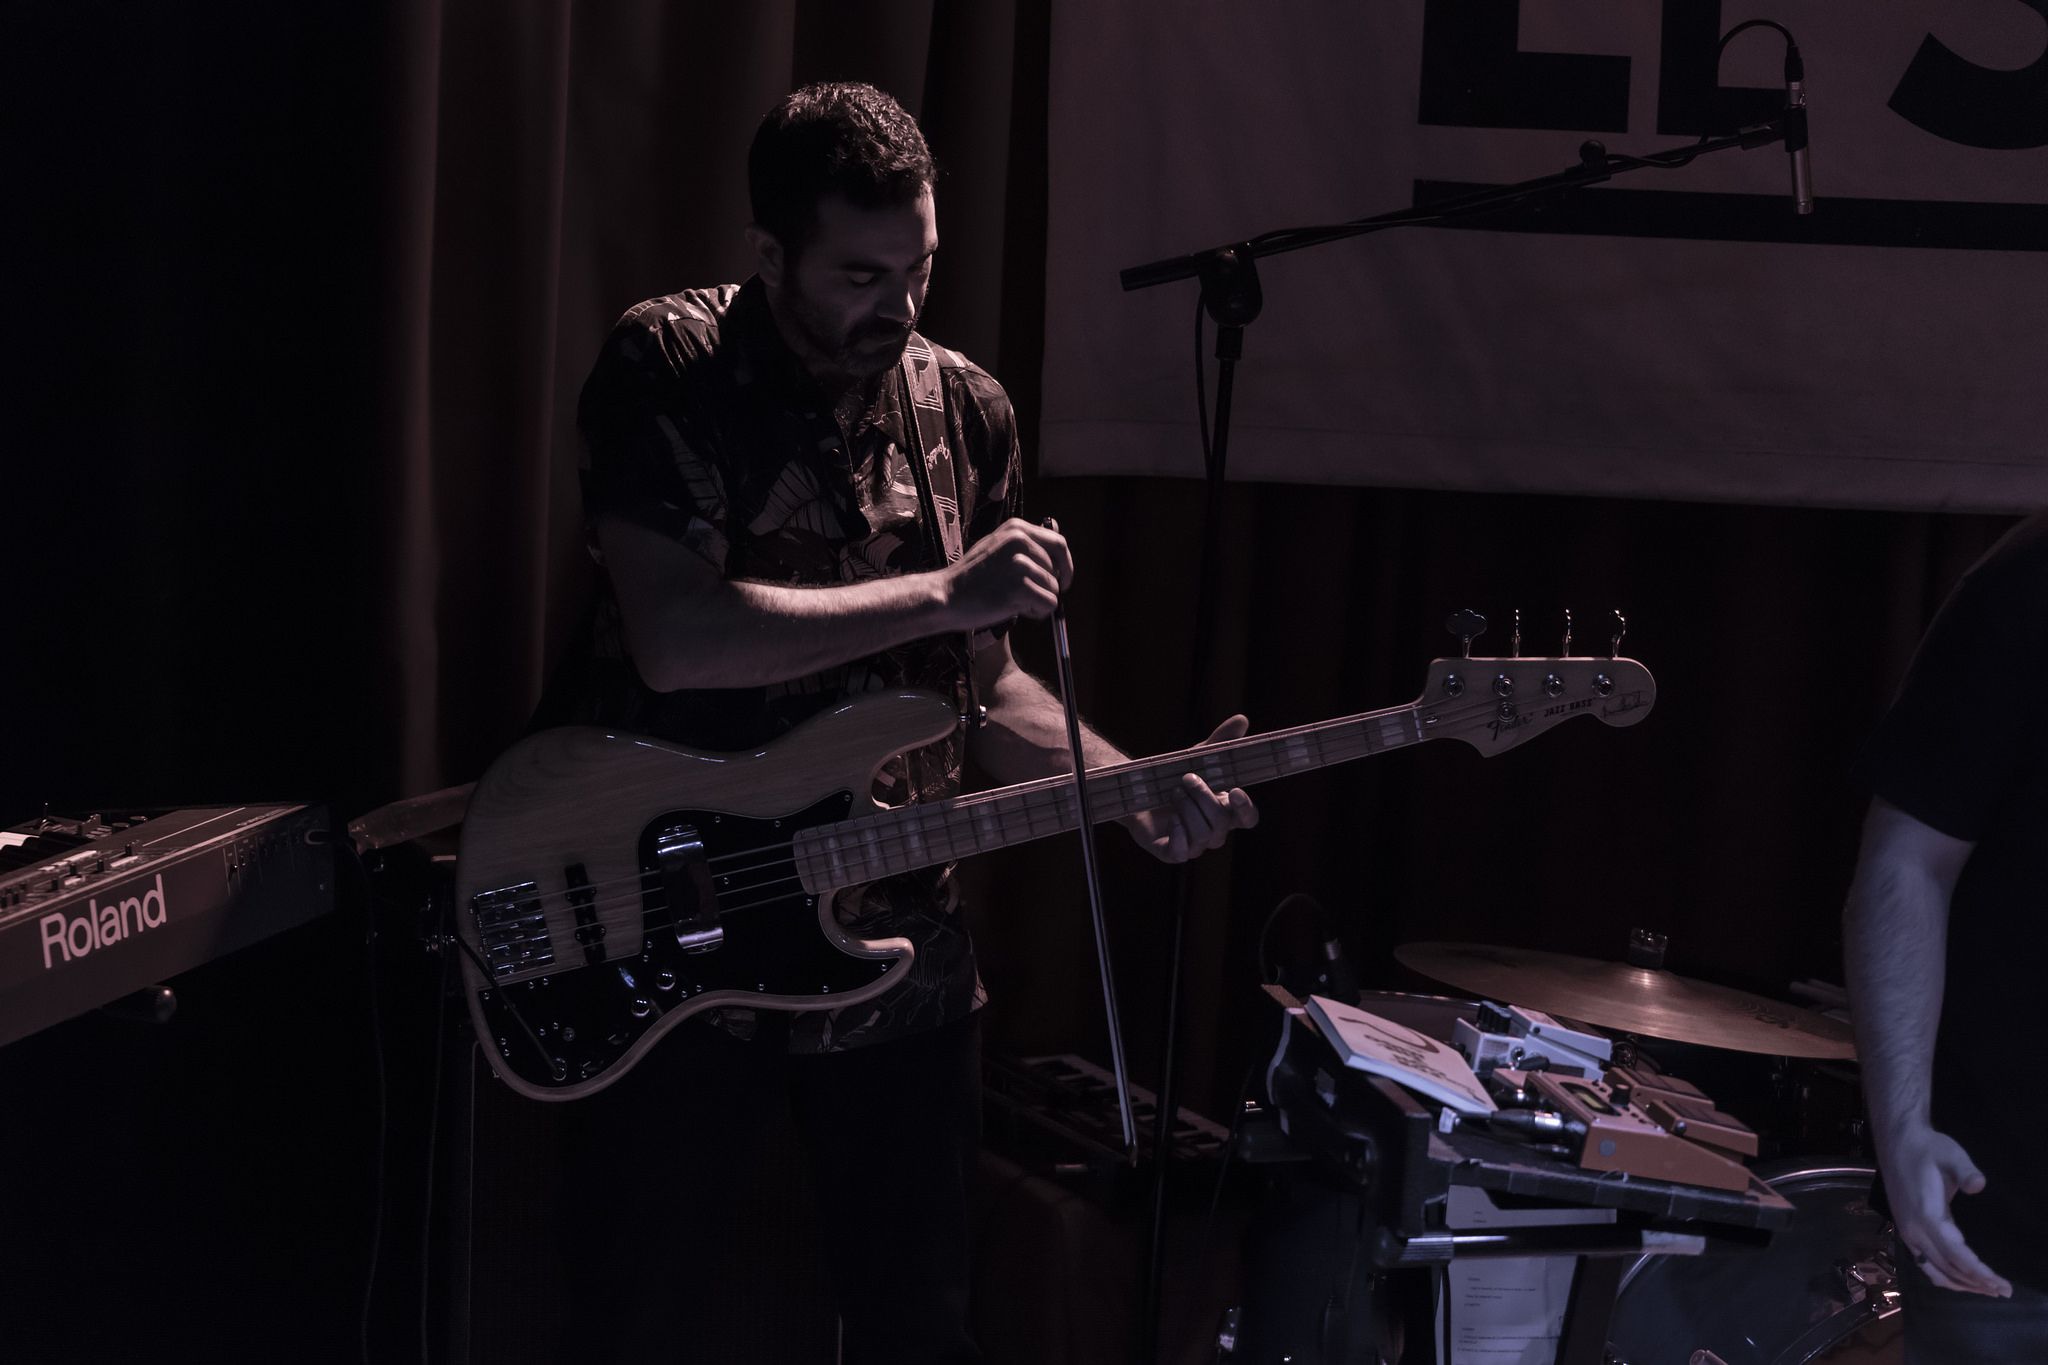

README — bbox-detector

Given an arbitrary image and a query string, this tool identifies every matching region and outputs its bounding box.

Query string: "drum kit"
[1380,939,1895,1365]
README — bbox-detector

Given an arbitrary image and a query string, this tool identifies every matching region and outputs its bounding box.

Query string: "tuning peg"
[1445,609,1487,659]
[1510,609,1522,659]
[1562,608,1573,657]
[1610,610,1628,659]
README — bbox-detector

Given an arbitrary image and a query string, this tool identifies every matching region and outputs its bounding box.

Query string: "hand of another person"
[1124,715,1260,864]
[941,518,1073,630]
[1883,1124,2012,1297]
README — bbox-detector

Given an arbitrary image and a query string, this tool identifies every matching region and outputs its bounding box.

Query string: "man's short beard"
[781,271,914,384]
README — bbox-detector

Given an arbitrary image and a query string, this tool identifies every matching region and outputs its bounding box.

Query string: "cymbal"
[1395,941,1857,1060]
[346,781,476,853]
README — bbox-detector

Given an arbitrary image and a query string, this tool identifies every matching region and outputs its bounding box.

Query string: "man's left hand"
[1124,715,1260,864]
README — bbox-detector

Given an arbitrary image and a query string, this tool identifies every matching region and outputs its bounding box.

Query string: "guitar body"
[454,690,962,1101]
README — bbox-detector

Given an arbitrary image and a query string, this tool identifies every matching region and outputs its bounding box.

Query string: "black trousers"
[1900,1247,2048,1365]
[557,1013,984,1365]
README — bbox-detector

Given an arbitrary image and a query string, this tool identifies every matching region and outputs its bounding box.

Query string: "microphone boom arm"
[1121,118,1797,294]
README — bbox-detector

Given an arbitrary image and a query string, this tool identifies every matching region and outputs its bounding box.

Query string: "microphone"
[1783,42,1813,214]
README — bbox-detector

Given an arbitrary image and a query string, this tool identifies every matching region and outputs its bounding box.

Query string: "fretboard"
[793,701,1430,893]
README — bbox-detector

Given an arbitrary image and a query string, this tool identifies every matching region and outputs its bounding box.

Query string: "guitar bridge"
[471,882,553,979]
[653,824,723,954]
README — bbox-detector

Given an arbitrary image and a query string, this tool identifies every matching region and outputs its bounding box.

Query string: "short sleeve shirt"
[561,278,1022,1053]
[1860,510,2048,1282]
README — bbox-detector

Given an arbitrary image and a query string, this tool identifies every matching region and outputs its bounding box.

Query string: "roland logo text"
[39,874,170,969]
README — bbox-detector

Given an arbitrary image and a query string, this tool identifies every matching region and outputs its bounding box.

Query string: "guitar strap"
[897,339,985,728]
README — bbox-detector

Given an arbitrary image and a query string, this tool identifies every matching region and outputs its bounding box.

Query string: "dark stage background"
[1,2,2017,1362]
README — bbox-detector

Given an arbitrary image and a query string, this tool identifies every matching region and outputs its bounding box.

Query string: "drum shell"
[1605,1161,1900,1365]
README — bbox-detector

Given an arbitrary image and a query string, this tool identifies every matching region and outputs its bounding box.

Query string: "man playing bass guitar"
[542,82,1256,1364]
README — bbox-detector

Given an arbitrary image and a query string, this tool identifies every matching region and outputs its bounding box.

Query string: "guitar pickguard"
[469,790,903,1093]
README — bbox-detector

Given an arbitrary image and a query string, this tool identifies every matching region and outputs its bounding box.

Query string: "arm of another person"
[1841,798,2011,1298]
[968,633,1258,864]
[598,513,1072,692]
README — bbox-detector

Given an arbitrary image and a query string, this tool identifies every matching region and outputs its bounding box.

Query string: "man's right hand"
[1882,1123,2012,1297]
[941,517,1073,630]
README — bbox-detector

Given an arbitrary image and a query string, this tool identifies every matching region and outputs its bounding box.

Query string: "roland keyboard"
[0,804,334,1047]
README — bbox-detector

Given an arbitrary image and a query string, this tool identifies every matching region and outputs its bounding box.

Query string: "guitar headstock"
[1416,655,1656,755]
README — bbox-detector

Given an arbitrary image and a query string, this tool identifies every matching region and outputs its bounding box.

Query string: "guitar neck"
[794,700,1426,892]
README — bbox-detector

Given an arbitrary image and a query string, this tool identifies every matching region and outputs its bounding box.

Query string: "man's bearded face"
[766,188,936,389]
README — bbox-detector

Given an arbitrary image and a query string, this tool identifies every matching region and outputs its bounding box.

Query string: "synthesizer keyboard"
[0,804,334,1047]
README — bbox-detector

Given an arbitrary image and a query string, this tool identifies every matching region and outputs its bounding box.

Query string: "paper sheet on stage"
[1304,994,1496,1115]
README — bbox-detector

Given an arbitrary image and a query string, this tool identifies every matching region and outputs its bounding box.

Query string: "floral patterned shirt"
[558,277,1021,1052]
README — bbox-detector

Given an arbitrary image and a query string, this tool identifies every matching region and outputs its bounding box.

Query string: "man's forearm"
[631,575,952,691]
[1842,843,1951,1144]
[970,662,1128,787]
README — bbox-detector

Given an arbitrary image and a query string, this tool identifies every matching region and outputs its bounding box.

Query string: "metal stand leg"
[1556,1256,1624,1365]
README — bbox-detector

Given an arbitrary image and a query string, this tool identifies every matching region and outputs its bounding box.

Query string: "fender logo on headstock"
[1486,712,1534,742]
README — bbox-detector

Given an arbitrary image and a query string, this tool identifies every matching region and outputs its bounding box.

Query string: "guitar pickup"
[565,862,605,965]
[653,824,724,954]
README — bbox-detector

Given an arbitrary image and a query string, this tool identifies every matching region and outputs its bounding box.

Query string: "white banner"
[1042,2,2048,511]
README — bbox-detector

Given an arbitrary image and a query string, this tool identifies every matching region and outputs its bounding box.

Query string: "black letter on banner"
[1418,0,1630,131]
[1656,0,1781,135]
[1889,2,2048,149]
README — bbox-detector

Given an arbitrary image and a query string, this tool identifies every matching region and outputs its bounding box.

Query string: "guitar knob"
[629,998,653,1019]
[656,971,677,991]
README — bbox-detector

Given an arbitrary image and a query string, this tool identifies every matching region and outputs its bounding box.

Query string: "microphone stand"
[1120,115,1798,1365]
[1121,119,1796,294]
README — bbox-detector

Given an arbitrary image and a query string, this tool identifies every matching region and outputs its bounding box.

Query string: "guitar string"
[482,704,1446,926]
[483,685,1618,945]
[708,674,1639,885]
[517,710,1415,902]
[493,680,1616,918]
[544,687,1548,912]
[469,687,1588,950]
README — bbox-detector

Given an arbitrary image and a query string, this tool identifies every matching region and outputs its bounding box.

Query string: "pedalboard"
[1521,1069,1752,1193]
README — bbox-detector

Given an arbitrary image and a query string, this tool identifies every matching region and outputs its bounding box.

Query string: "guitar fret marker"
[1378,716,1406,748]
[1285,736,1311,771]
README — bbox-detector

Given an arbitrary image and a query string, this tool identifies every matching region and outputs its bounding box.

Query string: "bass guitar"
[454,651,1654,1099]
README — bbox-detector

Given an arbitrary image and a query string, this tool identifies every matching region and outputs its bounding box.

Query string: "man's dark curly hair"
[748,82,936,259]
